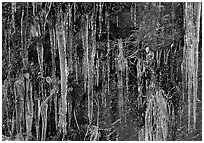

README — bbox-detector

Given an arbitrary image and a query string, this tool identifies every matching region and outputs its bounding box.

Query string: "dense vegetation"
[2,2,202,141]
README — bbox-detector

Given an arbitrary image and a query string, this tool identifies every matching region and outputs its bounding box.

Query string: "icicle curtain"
[2,2,201,141]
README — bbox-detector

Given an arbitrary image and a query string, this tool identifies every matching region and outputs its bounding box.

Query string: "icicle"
[124,58,129,125]
[32,2,35,16]
[12,3,16,33]
[11,111,15,133]
[180,3,186,130]
[14,2,16,12]
[88,12,96,126]
[4,28,11,136]
[193,2,201,130]
[75,56,78,84]
[106,10,110,96]
[58,97,62,136]
[7,22,11,132]
[97,91,100,134]
[74,3,76,30]
[49,27,58,131]
[53,28,58,130]
[118,39,124,72]
[63,22,68,141]
[134,3,137,28]
[187,51,192,133]
[26,79,34,136]
[104,63,107,107]
[137,58,143,108]
[156,50,159,67]
[164,49,170,65]
[81,16,87,93]
[37,44,44,88]
[92,3,96,66]
[116,16,119,27]
[41,104,48,141]
[36,24,45,140]
[40,87,55,141]
[159,49,162,67]
[91,9,96,125]
[99,2,103,38]
[117,39,124,123]
[67,3,73,130]
[181,60,185,129]
[125,59,129,95]
[130,5,133,21]
[172,2,175,52]
[85,14,92,125]
[21,4,25,63]
[68,2,73,73]
[102,63,105,105]
[184,2,201,131]
[82,37,86,92]
[57,10,68,138]
[185,2,191,133]
[96,51,99,86]
[159,2,161,12]
[117,65,123,124]
[185,2,190,132]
